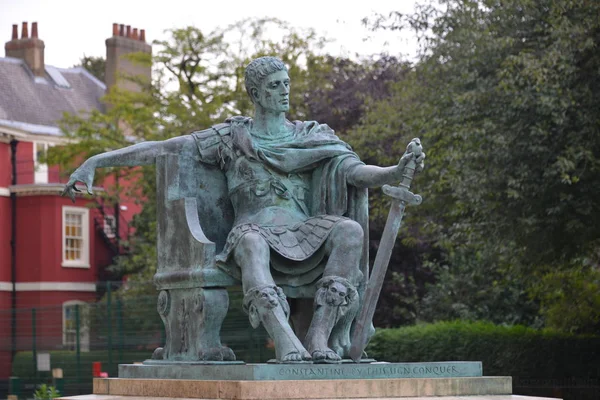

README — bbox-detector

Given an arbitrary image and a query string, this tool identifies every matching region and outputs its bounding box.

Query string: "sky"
[0,0,418,68]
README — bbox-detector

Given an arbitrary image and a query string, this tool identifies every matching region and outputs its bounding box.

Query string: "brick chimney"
[5,22,45,77]
[105,22,152,93]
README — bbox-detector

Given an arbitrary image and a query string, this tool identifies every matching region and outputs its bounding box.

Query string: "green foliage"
[12,350,150,381]
[77,55,105,83]
[355,0,600,331]
[367,321,600,399]
[151,19,330,132]
[418,243,540,326]
[532,266,600,334]
[33,384,60,400]
[368,321,600,376]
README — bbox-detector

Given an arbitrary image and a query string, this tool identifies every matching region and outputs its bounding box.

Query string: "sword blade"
[349,198,406,362]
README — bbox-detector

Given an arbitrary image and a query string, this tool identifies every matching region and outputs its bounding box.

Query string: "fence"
[0,281,273,398]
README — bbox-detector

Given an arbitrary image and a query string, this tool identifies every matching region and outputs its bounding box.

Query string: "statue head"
[245,56,290,112]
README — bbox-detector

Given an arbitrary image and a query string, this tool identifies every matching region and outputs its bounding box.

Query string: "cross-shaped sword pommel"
[382,138,423,206]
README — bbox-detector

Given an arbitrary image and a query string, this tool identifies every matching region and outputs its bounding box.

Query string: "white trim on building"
[13,282,96,291]
[9,183,104,197]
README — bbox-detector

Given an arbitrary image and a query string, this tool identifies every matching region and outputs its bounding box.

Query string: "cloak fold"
[216,117,370,295]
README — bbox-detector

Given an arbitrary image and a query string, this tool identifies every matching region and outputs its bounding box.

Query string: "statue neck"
[252,108,287,138]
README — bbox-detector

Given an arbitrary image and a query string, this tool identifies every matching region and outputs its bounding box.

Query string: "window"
[103,215,116,238]
[62,206,90,268]
[62,301,90,351]
[34,142,49,184]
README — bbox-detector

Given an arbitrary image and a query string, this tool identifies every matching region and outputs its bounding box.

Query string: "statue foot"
[244,284,311,363]
[275,338,312,363]
[280,349,312,363]
[152,347,164,360]
[221,346,237,361]
[199,346,237,361]
[330,338,348,358]
[311,348,342,364]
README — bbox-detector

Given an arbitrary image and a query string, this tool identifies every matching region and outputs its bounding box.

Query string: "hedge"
[366,320,600,399]
[12,350,150,396]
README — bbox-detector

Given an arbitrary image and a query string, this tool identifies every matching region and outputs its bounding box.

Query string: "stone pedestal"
[57,362,560,400]
[91,376,512,399]
[120,361,483,381]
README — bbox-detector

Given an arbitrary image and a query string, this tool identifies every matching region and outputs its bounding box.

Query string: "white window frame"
[62,206,90,268]
[62,300,90,352]
[34,142,49,184]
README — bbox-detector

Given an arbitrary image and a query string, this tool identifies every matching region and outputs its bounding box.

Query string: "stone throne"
[150,152,371,362]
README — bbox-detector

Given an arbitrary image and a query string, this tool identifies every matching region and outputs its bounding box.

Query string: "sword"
[349,138,423,362]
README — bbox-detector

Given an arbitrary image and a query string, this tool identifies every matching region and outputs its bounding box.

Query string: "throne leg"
[152,287,236,361]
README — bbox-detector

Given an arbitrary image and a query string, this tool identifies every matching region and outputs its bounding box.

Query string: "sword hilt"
[382,184,422,205]
[399,138,422,191]
[383,138,423,206]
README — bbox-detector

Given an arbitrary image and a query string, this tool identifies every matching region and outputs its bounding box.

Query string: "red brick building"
[0,22,151,378]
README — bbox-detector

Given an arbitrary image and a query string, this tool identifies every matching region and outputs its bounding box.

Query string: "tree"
[356,0,600,332]
[304,55,410,135]
[77,55,106,82]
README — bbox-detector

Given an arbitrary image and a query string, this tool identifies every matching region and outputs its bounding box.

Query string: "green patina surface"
[64,56,426,365]
[119,361,482,380]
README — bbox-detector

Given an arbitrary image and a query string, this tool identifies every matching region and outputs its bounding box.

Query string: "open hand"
[61,163,95,203]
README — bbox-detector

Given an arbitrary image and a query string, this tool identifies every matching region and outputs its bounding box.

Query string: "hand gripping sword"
[349,138,423,362]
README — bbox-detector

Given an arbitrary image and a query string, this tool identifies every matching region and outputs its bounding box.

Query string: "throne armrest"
[154,154,237,290]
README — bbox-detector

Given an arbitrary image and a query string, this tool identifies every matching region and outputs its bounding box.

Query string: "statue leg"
[234,232,311,363]
[305,220,363,363]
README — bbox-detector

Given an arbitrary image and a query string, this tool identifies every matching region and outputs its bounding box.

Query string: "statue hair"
[244,57,287,102]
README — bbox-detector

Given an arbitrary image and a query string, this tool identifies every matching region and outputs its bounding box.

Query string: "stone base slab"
[61,396,559,400]
[91,376,512,399]
[120,362,482,381]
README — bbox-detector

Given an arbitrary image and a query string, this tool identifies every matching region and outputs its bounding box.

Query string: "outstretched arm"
[347,139,425,188]
[62,135,194,202]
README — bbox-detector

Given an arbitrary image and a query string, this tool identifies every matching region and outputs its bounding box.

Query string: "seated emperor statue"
[63,56,424,364]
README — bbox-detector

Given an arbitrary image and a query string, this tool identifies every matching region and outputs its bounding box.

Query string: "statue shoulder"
[190,123,233,166]
[292,120,336,136]
[292,120,343,144]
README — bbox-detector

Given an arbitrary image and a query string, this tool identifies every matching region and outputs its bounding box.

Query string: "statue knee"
[237,232,269,256]
[333,219,364,247]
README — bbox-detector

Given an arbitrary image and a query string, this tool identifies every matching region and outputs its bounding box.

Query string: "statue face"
[254,70,290,113]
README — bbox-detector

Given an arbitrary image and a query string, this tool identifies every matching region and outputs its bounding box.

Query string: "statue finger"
[62,186,76,203]
[399,151,414,167]
[85,179,94,195]
[62,178,76,198]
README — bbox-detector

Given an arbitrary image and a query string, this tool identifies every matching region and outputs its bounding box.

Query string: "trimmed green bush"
[367,321,600,399]
[13,350,151,379]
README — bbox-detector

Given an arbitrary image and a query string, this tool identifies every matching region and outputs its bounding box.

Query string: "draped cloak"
[191,116,369,294]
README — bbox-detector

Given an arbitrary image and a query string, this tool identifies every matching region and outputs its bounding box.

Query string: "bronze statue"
[63,56,424,364]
